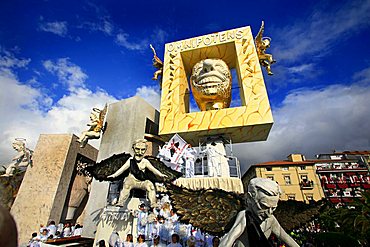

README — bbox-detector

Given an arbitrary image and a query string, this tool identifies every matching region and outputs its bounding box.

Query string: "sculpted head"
[90,108,100,121]
[132,139,148,161]
[247,178,281,220]
[12,139,25,152]
[190,58,232,111]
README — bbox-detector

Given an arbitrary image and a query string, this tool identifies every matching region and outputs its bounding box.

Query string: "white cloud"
[79,17,114,35]
[135,85,161,109]
[115,32,148,51]
[234,81,370,174]
[39,21,68,37]
[43,58,88,91]
[273,0,370,62]
[0,52,117,165]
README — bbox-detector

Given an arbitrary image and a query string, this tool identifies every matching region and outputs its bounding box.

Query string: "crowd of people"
[106,233,220,247]
[27,220,84,247]
[105,198,220,247]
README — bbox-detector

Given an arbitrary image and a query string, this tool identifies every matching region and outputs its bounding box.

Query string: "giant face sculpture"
[247,178,281,220]
[190,59,232,111]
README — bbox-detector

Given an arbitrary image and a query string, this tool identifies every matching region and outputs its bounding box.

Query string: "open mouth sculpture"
[190,58,232,111]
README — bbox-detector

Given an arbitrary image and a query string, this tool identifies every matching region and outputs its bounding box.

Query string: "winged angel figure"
[82,139,182,208]
[78,104,108,148]
[167,178,299,247]
[150,44,164,89]
[255,21,276,75]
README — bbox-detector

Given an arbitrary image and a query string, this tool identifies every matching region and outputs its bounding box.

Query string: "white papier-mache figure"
[220,178,299,247]
[78,105,107,148]
[166,178,299,247]
[183,145,196,178]
[107,139,168,208]
[2,138,33,177]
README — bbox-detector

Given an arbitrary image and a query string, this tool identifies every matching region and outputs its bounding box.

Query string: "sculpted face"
[190,59,232,111]
[252,191,279,220]
[247,178,281,221]
[12,141,24,152]
[133,142,147,161]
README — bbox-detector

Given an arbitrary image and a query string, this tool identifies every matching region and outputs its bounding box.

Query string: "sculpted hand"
[107,174,116,179]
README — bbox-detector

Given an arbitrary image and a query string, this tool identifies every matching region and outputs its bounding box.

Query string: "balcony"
[300,180,314,189]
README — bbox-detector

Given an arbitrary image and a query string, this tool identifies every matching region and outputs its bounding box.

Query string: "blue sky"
[1,0,370,171]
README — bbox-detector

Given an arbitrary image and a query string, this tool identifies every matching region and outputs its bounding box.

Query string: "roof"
[253,160,315,167]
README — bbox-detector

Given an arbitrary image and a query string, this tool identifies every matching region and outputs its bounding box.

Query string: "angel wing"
[145,156,183,182]
[166,183,246,236]
[150,44,163,68]
[274,199,325,230]
[255,21,265,44]
[84,152,131,181]
[98,104,108,132]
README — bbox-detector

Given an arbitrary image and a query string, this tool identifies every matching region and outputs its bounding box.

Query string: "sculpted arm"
[220,210,246,246]
[145,160,167,177]
[107,160,130,178]
[271,216,299,247]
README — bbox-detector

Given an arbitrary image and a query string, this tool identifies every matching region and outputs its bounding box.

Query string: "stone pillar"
[82,96,159,238]
[10,134,98,244]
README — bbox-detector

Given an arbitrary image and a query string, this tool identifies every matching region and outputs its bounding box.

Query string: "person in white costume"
[183,145,196,178]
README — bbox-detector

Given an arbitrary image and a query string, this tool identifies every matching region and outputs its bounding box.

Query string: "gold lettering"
[235,29,244,39]
[227,31,235,40]
[167,43,174,52]
[184,40,192,49]
[176,43,182,52]
[203,36,212,45]
[219,32,226,42]
[196,37,203,47]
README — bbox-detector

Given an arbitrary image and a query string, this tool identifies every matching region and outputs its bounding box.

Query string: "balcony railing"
[300,180,314,189]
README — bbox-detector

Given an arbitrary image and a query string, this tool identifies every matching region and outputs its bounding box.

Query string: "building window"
[284,175,291,185]
[266,166,272,171]
[288,194,295,200]
[301,175,308,181]
[306,194,313,201]
[282,167,289,171]
[299,166,306,170]
[266,175,274,181]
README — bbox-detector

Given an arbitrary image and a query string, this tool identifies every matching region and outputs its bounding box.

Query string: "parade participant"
[122,234,134,247]
[166,234,182,247]
[109,231,120,247]
[183,145,196,178]
[150,235,165,247]
[137,204,148,236]
[135,235,148,247]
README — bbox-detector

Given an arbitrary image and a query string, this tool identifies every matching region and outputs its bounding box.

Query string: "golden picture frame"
[158,26,273,145]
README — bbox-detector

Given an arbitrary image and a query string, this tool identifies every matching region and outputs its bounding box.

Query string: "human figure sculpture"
[255,21,276,76]
[166,177,299,247]
[190,58,232,111]
[150,44,164,89]
[107,139,168,208]
[78,105,107,148]
[65,160,93,220]
[220,178,299,247]
[2,138,32,177]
